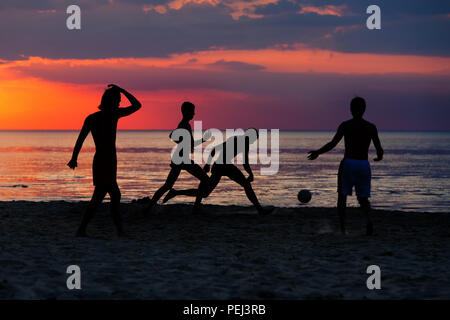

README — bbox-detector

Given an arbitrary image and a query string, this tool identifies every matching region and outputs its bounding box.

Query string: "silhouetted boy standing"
[308,97,383,235]
[68,84,142,237]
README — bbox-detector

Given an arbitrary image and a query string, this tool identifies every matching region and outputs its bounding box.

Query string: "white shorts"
[338,158,371,198]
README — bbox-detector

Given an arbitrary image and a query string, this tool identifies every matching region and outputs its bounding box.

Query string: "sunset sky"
[0,0,449,130]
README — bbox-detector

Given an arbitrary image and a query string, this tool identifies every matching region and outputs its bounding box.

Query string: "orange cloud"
[6,48,450,76]
[142,0,279,20]
[142,5,168,14]
[225,0,279,20]
[168,0,221,10]
[37,9,57,14]
[298,5,348,17]
[170,47,450,75]
[333,25,359,33]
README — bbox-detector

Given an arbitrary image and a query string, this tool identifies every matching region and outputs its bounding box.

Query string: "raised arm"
[372,126,384,161]
[108,84,142,118]
[307,124,344,160]
[67,117,91,169]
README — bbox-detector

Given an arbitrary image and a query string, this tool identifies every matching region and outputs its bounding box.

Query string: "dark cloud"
[207,59,266,71]
[314,12,450,57]
[0,0,111,11]
[0,0,449,60]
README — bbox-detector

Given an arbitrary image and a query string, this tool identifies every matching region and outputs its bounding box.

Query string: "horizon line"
[0,129,449,132]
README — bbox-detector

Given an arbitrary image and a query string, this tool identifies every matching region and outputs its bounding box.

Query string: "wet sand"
[0,200,449,299]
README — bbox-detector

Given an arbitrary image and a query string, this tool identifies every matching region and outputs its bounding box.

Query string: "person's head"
[245,128,259,144]
[181,101,195,120]
[99,87,121,111]
[350,96,366,118]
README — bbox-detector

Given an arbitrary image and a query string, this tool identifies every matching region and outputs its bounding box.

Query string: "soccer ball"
[298,189,312,204]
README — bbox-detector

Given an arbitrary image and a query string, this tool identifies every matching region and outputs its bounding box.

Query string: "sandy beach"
[0,200,449,300]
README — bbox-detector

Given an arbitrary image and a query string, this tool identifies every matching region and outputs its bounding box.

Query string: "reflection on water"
[0,131,449,212]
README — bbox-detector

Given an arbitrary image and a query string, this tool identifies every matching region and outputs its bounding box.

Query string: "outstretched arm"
[68,118,91,169]
[372,126,384,161]
[108,84,142,117]
[307,124,344,160]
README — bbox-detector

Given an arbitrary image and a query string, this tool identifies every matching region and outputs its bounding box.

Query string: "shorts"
[337,158,371,198]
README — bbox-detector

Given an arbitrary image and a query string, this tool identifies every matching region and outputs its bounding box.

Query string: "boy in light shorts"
[308,97,384,235]
[338,158,371,198]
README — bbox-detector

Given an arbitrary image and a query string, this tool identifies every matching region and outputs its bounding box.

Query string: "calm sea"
[0,131,448,212]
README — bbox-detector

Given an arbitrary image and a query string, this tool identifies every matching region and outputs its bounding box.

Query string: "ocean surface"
[0,131,448,212]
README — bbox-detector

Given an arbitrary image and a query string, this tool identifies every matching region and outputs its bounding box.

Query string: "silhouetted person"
[164,128,272,215]
[68,84,142,237]
[307,97,383,235]
[144,102,210,214]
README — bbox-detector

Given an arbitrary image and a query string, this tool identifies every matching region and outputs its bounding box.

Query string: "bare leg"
[109,183,124,237]
[337,193,347,234]
[358,197,373,235]
[163,164,209,204]
[193,171,221,210]
[76,186,107,237]
[186,164,213,210]
[225,165,267,214]
[145,167,180,214]
[163,188,199,204]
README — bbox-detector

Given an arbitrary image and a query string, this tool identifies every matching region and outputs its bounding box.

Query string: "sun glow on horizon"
[0,46,449,130]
